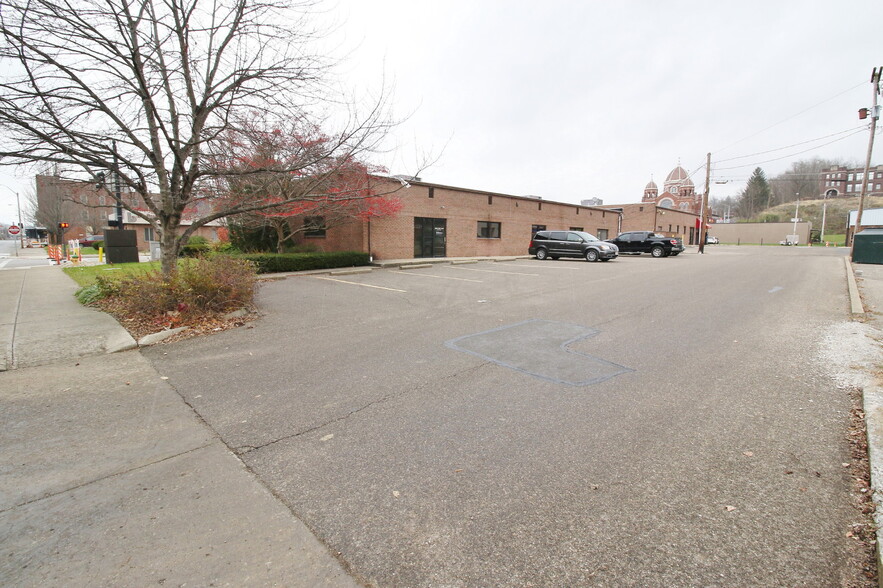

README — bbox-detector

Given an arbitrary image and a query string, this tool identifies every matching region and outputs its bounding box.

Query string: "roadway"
[143,245,866,586]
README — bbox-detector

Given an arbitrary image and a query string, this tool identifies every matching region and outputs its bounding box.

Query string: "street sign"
[790,218,801,223]
[8,225,20,235]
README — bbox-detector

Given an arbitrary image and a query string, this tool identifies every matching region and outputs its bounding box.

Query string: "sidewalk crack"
[0,441,216,513]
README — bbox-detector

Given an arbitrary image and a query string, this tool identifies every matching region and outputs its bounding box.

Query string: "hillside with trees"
[710,157,875,233]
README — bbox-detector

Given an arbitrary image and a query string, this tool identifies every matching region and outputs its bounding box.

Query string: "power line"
[713,80,867,155]
[714,125,867,164]
[714,128,867,171]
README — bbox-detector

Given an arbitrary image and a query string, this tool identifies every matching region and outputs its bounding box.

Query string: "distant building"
[581,198,603,206]
[846,207,883,243]
[35,174,221,250]
[819,165,883,198]
[642,163,703,214]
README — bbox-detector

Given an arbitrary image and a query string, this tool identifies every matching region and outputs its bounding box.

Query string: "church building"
[642,164,702,214]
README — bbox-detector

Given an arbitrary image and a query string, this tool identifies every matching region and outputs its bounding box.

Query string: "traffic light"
[58,222,69,229]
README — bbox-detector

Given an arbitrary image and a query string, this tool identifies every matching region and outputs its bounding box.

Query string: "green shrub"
[93,240,104,250]
[211,241,238,254]
[229,223,280,252]
[180,243,210,257]
[236,251,370,273]
[187,235,209,246]
[74,274,120,304]
[285,243,320,254]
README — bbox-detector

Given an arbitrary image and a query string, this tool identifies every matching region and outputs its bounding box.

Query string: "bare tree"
[0,0,404,276]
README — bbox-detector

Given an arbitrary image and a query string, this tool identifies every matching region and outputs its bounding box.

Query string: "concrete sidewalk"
[0,262,359,586]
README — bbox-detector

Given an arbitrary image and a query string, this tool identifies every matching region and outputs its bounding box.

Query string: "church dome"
[645,179,658,190]
[665,166,689,183]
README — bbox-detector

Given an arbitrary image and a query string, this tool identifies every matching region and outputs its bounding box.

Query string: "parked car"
[606,231,684,257]
[705,235,719,244]
[79,235,103,248]
[529,230,619,262]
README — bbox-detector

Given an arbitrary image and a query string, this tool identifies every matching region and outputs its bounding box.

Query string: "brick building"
[35,175,222,250]
[597,203,701,245]
[819,165,883,198]
[289,178,624,260]
[642,163,703,214]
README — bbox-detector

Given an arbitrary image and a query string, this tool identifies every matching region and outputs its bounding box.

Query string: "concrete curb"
[105,328,139,353]
[846,257,865,315]
[137,326,189,347]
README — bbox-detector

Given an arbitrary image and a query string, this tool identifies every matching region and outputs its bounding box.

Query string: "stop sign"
[8,225,20,235]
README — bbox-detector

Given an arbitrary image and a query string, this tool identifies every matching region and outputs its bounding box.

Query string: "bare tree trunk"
[275,223,286,254]
[160,220,181,278]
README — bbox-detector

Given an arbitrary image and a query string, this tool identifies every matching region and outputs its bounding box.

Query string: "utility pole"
[698,152,711,254]
[851,66,881,256]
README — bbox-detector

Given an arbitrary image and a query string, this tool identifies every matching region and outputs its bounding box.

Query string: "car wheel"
[651,245,665,258]
[535,248,548,260]
[585,249,599,262]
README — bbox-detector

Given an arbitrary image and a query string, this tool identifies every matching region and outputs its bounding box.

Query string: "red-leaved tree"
[210,117,403,253]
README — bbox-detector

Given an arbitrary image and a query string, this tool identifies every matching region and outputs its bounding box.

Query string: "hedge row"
[234,251,371,273]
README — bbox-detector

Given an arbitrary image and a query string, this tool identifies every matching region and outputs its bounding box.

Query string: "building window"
[488,195,493,205]
[144,227,155,241]
[596,229,608,240]
[847,185,853,192]
[570,226,584,232]
[428,187,434,198]
[304,216,326,237]
[477,221,501,239]
[639,206,644,212]
[849,173,854,181]
[531,224,546,237]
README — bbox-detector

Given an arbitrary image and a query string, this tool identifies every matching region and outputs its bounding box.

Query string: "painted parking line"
[313,276,407,292]
[506,263,583,270]
[450,266,540,277]
[396,271,483,283]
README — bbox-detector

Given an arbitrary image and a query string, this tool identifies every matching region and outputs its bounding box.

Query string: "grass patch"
[64,261,161,287]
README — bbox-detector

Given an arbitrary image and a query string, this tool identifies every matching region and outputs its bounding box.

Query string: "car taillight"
[670,239,677,245]
[529,240,535,248]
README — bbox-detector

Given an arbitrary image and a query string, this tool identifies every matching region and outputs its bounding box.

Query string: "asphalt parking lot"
[144,246,865,586]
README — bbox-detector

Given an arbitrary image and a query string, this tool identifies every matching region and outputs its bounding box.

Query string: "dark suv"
[529,230,619,262]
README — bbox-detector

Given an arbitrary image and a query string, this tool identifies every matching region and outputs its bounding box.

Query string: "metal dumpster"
[852,229,883,264]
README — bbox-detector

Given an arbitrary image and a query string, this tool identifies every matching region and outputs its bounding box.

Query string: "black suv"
[529,230,619,262]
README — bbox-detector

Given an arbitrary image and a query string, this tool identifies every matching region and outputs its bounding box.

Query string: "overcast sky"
[1,0,880,224]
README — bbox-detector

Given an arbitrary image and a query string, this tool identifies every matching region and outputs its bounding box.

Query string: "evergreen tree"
[737,168,772,219]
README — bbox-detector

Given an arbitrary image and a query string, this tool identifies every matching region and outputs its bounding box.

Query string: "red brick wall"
[360,181,622,260]
[602,203,700,244]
